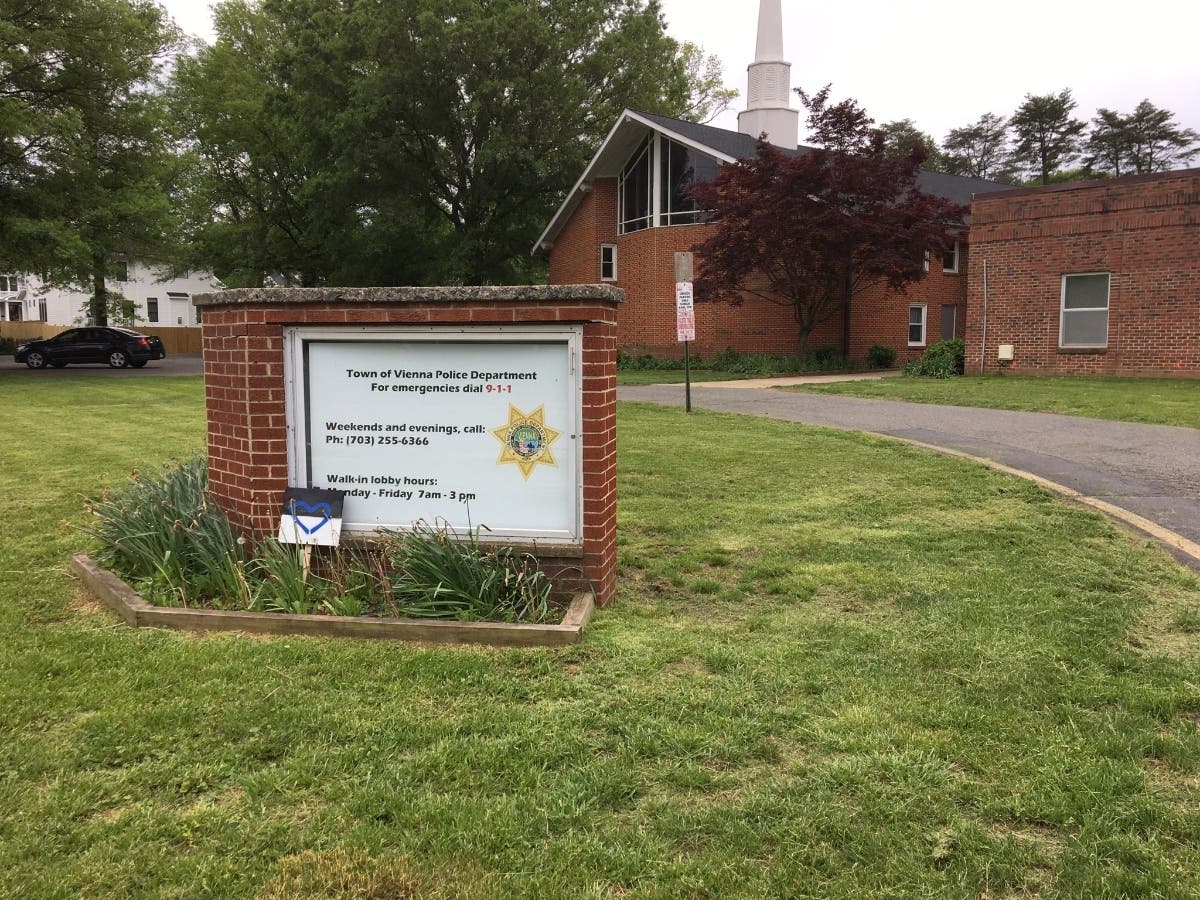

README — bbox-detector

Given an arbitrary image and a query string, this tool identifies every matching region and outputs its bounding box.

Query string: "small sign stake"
[675,279,695,414]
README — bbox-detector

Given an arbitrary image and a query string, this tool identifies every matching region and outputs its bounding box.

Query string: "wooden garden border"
[70,554,594,648]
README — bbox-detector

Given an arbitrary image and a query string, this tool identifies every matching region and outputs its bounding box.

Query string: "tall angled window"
[618,137,652,234]
[1060,273,1109,348]
[660,138,719,226]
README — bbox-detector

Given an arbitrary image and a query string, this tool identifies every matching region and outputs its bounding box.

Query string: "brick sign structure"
[194,286,622,606]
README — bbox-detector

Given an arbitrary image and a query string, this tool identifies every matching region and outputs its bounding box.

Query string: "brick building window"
[600,245,617,281]
[1060,273,1109,348]
[619,134,718,233]
[618,137,652,233]
[908,304,927,347]
[660,138,719,226]
[942,242,959,273]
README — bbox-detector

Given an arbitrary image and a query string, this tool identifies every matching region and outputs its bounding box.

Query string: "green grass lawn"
[793,375,1200,429]
[2,376,1199,897]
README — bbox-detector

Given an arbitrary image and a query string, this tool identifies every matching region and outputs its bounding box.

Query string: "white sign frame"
[283,325,584,544]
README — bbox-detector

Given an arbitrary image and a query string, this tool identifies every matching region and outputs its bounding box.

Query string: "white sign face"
[676,282,695,342]
[285,328,581,542]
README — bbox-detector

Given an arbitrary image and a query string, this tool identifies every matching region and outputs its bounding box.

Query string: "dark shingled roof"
[631,109,1012,205]
[631,109,788,161]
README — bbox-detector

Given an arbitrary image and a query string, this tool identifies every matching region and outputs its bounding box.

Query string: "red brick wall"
[548,177,966,364]
[965,170,1200,376]
[198,287,621,607]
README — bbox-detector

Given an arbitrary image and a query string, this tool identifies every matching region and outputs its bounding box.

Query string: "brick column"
[195,286,622,606]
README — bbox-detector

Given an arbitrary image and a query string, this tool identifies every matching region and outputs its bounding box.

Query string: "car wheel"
[108,350,129,368]
[130,360,147,368]
[25,350,48,369]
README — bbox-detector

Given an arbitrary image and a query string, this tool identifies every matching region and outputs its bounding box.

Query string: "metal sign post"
[674,253,695,413]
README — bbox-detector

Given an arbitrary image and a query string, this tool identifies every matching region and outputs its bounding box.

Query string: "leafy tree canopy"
[691,86,964,355]
[1009,89,1087,185]
[174,0,724,287]
[942,113,1016,182]
[1087,100,1199,176]
[879,119,947,172]
[0,0,181,324]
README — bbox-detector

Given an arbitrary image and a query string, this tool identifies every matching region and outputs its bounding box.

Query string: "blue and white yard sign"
[278,486,345,546]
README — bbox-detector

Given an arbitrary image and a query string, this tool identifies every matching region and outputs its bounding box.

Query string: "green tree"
[1009,89,1086,185]
[675,42,738,125]
[942,113,1015,182]
[176,0,716,287]
[1122,100,1199,173]
[1,0,181,324]
[1085,100,1197,177]
[879,119,946,171]
[171,0,399,288]
[1086,108,1132,176]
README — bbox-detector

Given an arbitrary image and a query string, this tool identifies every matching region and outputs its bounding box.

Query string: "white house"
[0,261,221,327]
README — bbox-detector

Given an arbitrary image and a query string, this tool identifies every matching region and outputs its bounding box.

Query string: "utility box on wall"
[194,286,622,606]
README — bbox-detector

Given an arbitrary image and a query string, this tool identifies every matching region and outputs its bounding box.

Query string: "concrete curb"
[70,554,594,647]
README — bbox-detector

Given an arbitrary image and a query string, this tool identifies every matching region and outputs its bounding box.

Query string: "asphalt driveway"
[621,382,1200,567]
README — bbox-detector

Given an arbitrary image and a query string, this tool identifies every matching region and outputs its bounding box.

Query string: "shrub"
[84,460,562,622]
[866,344,897,369]
[904,339,965,378]
[617,350,688,371]
[386,521,556,623]
[706,346,855,376]
[82,457,252,607]
[0,336,16,355]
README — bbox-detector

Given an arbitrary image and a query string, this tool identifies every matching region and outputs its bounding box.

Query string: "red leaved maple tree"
[690,87,965,356]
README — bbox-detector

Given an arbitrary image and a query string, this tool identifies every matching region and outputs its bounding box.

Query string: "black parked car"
[14,327,167,369]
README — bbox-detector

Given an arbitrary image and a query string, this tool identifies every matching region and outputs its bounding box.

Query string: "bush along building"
[536,0,1200,376]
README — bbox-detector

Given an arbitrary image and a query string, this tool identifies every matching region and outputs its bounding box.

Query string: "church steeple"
[738,0,799,150]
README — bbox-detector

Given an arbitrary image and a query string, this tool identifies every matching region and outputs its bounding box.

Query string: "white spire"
[738,0,799,149]
[754,0,785,61]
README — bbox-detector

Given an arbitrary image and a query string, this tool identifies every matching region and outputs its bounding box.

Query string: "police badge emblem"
[490,404,562,480]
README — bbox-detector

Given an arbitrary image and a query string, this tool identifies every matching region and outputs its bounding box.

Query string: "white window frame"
[923,250,930,273]
[1059,273,1110,349]
[908,304,927,347]
[600,244,617,282]
[942,241,960,274]
[617,138,653,234]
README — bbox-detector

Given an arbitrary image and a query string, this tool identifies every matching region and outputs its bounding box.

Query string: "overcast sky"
[162,0,1200,143]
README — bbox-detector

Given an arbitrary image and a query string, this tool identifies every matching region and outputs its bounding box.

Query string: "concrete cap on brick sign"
[193,285,625,308]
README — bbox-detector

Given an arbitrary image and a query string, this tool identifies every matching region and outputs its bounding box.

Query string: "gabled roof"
[533,109,1013,254]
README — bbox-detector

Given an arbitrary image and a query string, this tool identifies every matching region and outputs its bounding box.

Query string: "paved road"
[621,383,1200,560]
[0,353,203,377]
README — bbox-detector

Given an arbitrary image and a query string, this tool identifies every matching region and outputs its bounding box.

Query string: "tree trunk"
[91,254,108,327]
[841,264,853,359]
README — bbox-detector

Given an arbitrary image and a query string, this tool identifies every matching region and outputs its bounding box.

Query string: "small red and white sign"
[675,282,695,342]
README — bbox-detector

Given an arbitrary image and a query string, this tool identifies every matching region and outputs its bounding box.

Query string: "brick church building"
[537,0,1200,376]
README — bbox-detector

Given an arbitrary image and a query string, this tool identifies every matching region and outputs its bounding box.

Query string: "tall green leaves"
[0,0,181,321]
[1086,100,1200,176]
[173,0,710,287]
[1009,89,1087,185]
